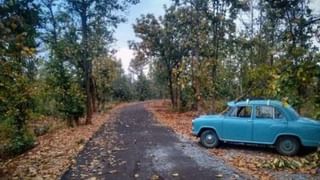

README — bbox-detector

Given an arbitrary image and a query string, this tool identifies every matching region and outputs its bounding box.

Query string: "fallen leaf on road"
[108,170,118,174]
[172,173,179,177]
[118,160,127,166]
[150,175,160,180]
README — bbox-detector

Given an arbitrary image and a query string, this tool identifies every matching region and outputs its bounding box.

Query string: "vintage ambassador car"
[192,99,320,156]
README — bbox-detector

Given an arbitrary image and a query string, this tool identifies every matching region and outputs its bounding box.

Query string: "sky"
[115,0,320,74]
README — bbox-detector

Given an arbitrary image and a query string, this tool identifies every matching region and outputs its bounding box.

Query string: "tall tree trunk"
[192,56,201,112]
[80,10,93,124]
[91,77,97,113]
[177,84,181,112]
[168,70,176,108]
[194,3,201,113]
[84,62,93,124]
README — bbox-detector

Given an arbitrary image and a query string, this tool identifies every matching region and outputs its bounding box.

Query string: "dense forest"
[0,0,144,156]
[0,0,319,156]
[130,0,320,114]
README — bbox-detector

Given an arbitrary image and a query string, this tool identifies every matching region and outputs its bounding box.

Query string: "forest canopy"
[130,0,320,116]
[0,0,142,156]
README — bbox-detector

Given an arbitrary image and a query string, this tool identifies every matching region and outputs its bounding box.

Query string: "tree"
[0,0,40,154]
[111,74,134,102]
[134,71,151,101]
[131,1,244,112]
[131,12,185,109]
[246,0,320,112]
[67,0,139,124]
[40,0,85,126]
[93,56,124,105]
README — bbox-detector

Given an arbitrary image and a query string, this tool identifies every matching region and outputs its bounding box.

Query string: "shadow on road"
[198,141,318,157]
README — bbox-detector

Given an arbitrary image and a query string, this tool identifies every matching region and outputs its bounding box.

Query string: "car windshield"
[221,106,232,115]
[221,106,236,116]
[286,106,300,119]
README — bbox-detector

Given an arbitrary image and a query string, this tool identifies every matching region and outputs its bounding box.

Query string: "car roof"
[227,99,300,120]
[228,99,283,107]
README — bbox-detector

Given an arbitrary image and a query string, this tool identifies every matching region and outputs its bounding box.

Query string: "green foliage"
[6,130,35,155]
[0,0,145,157]
[135,72,152,101]
[0,0,40,155]
[131,0,320,118]
[111,75,134,101]
[93,56,125,103]
[65,0,140,122]
[148,63,169,99]
[0,118,35,156]
[275,60,320,116]
[44,45,85,125]
[59,83,85,125]
[246,64,277,97]
[131,0,245,112]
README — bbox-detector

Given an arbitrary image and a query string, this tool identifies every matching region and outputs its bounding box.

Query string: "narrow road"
[62,103,248,180]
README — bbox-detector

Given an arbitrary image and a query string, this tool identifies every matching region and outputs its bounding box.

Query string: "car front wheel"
[200,130,220,148]
[276,136,300,156]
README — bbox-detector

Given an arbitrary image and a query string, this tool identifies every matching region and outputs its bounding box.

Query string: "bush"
[0,120,35,156]
[60,83,85,126]
[7,131,35,155]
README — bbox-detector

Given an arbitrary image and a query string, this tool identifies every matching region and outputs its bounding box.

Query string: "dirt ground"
[0,103,126,180]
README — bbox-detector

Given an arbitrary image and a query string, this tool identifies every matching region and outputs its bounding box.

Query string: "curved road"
[62,103,249,180]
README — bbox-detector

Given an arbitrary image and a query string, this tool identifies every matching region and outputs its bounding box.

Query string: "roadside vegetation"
[0,0,145,158]
[0,103,125,179]
[130,0,320,117]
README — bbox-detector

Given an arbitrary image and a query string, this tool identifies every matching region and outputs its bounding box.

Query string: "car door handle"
[247,119,252,122]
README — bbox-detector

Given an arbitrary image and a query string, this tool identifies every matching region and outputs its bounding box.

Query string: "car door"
[253,105,287,143]
[222,105,253,141]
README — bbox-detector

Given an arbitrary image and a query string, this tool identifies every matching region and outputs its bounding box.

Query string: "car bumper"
[302,140,320,148]
[191,126,197,136]
[191,131,197,136]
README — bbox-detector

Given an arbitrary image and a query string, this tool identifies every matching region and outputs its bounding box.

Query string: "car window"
[274,108,284,119]
[229,106,252,118]
[256,106,284,119]
[229,107,237,117]
[256,106,273,119]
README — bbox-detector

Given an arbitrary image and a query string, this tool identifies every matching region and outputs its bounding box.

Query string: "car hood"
[297,117,320,126]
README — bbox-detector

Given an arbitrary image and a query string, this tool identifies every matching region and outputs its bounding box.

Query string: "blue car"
[192,99,320,156]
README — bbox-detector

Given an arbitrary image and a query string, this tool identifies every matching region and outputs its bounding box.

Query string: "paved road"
[62,103,249,180]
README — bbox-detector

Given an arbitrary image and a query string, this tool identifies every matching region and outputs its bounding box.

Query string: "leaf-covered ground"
[146,100,320,180]
[0,103,127,180]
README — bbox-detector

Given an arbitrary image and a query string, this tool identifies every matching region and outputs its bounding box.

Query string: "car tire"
[276,136,300,156]
[200,130,220,148]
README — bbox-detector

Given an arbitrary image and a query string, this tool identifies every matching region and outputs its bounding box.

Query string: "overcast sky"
[114,0,320,74]
[114,0,171,74]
